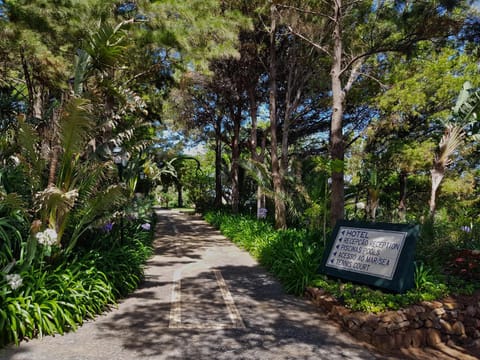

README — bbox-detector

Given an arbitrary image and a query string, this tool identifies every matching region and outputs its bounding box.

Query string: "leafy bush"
[312,272,450,313]
[0,262,114,346]
[204,211,323,295]
[205,211,480,313]
[0,214,155,347]
[445,249,480,281]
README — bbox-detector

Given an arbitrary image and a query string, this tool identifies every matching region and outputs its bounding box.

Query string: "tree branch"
[277,4,334,21]
[287,25,331,56]
[123,63,162,86]
[343,59,363,94]
[357,71,390,90]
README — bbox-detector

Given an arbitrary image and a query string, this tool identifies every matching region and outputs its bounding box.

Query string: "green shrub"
[311,274,449,313]
[204,211,323,295]
[205,211,480,313]
[0,213,155,347]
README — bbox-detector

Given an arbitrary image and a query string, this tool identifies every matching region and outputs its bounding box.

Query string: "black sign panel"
[321,220,419,293]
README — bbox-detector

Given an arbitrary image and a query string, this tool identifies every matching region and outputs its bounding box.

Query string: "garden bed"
[306,286,480,351]
[204,211,480,354]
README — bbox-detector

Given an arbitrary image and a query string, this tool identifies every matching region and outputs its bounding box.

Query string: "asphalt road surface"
[0,209,424,360]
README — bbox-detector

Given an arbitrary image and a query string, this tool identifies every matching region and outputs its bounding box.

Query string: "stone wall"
[305,287,480,352]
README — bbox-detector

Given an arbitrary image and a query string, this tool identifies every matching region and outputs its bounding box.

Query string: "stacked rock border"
[306,287,480,352]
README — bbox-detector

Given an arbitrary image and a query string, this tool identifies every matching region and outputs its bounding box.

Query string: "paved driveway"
[0,209,395,360]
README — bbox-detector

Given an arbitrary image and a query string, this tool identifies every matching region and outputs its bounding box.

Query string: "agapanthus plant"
[35,228,58,246]
[5,273,22,290]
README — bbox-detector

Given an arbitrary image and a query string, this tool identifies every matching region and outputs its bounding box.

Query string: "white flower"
[9,155,20,166]
[35,228,58,246]
[355,202,366,210]
[6,273,23,290]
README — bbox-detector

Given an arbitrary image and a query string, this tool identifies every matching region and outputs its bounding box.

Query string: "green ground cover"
[205,211,480,313]
[0,214,155,347]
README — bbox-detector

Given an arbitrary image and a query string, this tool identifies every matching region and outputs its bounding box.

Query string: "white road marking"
[168,268,246,330]
[168,269,182,328]
[213,269,246,329]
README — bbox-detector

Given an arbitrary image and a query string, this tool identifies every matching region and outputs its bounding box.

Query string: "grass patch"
[205,211,480,313]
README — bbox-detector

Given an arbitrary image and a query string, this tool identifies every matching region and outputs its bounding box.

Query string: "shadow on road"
[94,261,389,359]
[3,210,477,360]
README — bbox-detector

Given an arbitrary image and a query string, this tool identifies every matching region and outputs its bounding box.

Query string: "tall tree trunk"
[269,3,287,229]
[248,87,266,218]
[282,62,298,173]
[249,88,258,158]
[176,179,184,208]
[214,116,223,208]
[398,170,408,221]
[429,168,444,219]
[231,110,241,214]
[330,0,345,226]
[367,188,379,221]
[257,132,266,213]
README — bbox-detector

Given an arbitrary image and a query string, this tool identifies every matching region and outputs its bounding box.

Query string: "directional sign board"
[321,220,419,293]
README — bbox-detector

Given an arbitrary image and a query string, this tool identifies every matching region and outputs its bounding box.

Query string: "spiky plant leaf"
[435,125,465,168]
[0,192,27,216]
[73,50,91,95]
[66,185,126,253]
[59,98,94,158]
[33,185,79,244]
[453,81,473,115]
[454,82,480,125]
[16,116,44,187]
[34,186,78,217]
[84,21,128,72]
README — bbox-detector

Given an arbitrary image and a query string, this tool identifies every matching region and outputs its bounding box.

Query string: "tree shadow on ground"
[2,210,477,360]
[94,264,391,360]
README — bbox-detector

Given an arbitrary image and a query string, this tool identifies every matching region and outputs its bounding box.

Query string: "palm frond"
[71,160,111,200]
[435,125,465,167]
[57,98,94,190]
[73,50,91,95]
[239,158,272,192]
[17,117,45,185]
[66,185,126,253]
[84,21,128,71]
[59,98,94,158]
[117,87,148,115]
[110,119,151,145]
